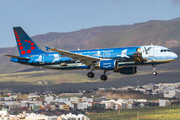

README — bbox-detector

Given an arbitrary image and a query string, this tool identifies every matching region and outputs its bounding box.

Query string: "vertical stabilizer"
[13,27,45,56]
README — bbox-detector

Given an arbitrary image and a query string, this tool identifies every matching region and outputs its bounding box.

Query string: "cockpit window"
[160,49,171,52]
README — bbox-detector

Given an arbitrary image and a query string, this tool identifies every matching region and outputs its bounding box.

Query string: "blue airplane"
[5,27,178,81]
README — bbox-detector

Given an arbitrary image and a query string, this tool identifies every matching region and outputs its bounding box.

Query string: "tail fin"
[13,27,45,56]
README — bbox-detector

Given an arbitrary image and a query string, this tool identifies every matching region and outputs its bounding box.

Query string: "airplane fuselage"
[10,45,178,70]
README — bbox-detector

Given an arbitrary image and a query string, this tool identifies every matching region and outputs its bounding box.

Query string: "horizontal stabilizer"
[4,55,30,60]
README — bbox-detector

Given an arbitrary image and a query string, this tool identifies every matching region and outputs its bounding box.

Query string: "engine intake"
[100,59,118,70]
[119,67,137,75]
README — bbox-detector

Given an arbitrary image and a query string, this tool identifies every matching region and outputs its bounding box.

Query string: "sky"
[0,0,180,48]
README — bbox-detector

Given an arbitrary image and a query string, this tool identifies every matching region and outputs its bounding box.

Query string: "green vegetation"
[0,70,101,85]
[87,106,180,120]
[0,68,178,86]
[1,94,9,97]
[102,90,161,100]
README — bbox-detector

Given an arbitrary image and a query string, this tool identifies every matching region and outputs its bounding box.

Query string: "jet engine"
[116,66,137,75]
[99,59,118,70]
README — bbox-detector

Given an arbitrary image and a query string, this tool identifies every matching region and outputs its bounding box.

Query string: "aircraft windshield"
[160,49,171,52]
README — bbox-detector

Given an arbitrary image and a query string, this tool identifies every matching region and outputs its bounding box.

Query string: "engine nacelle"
[100,59,118,70]
[119,67,137,75]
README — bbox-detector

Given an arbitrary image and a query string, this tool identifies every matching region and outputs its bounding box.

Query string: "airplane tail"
[13,27,45,56]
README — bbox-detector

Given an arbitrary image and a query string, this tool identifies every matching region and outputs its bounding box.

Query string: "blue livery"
[5,27,178,81]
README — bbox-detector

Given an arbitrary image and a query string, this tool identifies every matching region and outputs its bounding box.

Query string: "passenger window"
[164,50,167,52]
[161,50,163,52]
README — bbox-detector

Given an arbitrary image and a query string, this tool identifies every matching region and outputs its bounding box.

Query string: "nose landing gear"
[152,71,157,76]
[152,64,157,76]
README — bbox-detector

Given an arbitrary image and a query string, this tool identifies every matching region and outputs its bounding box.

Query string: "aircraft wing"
[46,46,102,66]
[4,55,30,60]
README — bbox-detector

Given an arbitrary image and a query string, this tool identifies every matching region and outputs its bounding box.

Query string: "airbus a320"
[5,27,178,81]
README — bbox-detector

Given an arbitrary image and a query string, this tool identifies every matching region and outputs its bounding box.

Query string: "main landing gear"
[87,65,108,81]
[100,71,107,81]
[87,72,94,78]
[87,65,95,78]
[152,64,157,76]
[87,71,107,81]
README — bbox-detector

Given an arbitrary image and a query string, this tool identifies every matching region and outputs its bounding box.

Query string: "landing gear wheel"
[152,64,157,76]
[100,75,107,81]
[87,72,94,78]
[152,71,157,76]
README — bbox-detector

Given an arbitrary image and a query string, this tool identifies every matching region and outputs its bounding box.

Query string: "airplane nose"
[173,52,178,60]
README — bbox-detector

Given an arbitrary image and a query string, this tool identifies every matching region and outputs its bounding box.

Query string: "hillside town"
[0,82,180,120]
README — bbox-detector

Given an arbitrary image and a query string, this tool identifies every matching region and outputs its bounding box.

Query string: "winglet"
[45,46,50,51]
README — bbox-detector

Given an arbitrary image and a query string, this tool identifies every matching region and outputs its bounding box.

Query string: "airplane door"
[149,47,154,57]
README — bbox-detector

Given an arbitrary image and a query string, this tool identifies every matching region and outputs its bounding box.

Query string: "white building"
[3,97,13,101]
[28,93,39,99]
[45,96,54,104]
[134,99,147,103]
[0,109,9,117]
[77,101,91,110]
[60,113,90,120]
[159,100,170,106]
[164,90,178,98]
[25,113,52,120]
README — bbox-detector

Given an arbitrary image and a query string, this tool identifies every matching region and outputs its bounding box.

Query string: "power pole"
[137,111,139,120]
[11,78,14,92]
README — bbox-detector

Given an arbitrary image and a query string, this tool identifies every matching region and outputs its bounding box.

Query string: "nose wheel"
[152,64,157,76]
[152,71,157,76]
